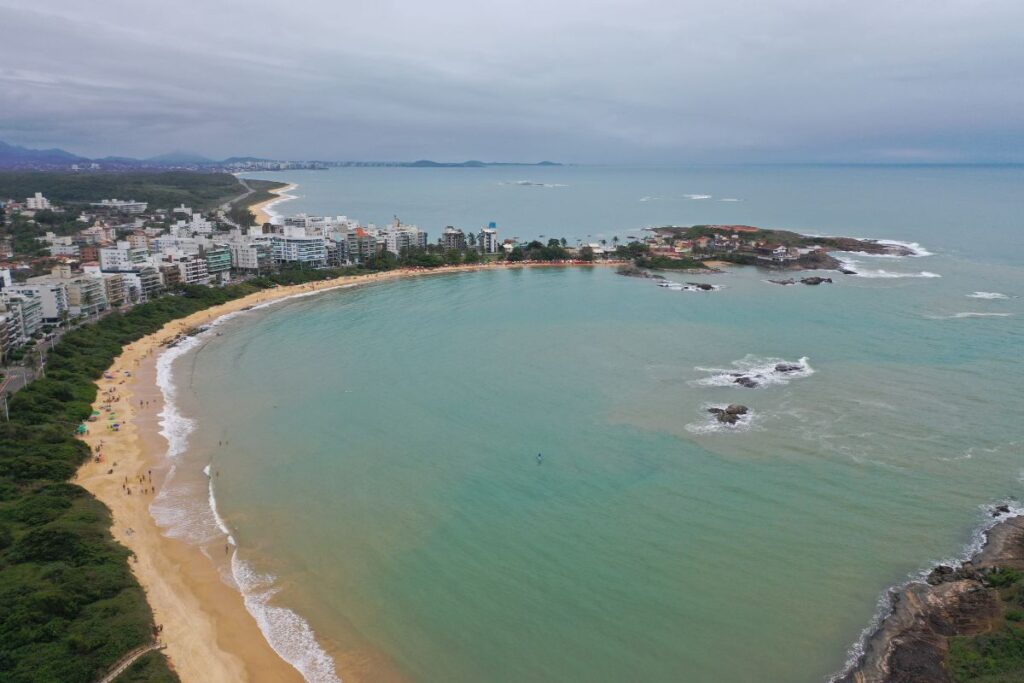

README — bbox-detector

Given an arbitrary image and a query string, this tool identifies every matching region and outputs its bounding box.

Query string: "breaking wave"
[694,355,814,388]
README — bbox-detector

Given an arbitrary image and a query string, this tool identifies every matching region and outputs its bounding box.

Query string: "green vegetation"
[0,270,400,682]
[0,171,244,210]
[948,566,1024,683]
[634,254,708,270]
[1,209,85,259]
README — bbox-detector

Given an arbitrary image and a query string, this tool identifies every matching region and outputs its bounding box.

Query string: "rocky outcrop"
[708,404,748,424]
[686,282,715,291]
[774,363,803,373]
[768,277,833,286]
[616,265,664,279]
[835,512,1024,683]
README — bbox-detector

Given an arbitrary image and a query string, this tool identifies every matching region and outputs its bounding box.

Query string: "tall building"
[0,290,43,342]
[272,227,328,268]
[442,227,466,250]
[382,225,428,256]
[479,223,499,254]
[7,282,69,323]
[25,192,52,210]
[100,241,151,272]
[203,244,232,283]
[343,228,379,264]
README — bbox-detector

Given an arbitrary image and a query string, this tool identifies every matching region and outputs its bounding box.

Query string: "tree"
[547,238,561,249]
[580,246,595,262]
[560,237,567,247]
[467,232,477,247]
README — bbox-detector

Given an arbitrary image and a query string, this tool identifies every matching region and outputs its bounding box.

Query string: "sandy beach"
[248,182,298,226]
[73,262,611,682]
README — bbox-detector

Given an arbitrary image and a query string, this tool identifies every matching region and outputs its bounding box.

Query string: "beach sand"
[73,262,612,682]
[248,183,297,226]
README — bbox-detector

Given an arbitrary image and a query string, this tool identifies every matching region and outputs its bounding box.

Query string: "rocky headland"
[835,509,1024,683]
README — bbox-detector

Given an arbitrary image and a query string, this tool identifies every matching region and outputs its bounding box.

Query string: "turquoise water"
[169,166,1023,682]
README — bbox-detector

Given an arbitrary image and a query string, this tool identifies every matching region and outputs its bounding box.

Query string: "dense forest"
[0,172,245,211]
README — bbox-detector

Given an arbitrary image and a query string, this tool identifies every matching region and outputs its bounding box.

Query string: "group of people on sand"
[123,469,154,496]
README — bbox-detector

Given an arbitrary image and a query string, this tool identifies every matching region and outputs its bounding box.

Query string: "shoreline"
[74,261,614,682]
[249,182,298,225]
[832,505,1024,683]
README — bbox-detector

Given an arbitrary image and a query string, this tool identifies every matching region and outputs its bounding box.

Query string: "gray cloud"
[1,0,1022,162]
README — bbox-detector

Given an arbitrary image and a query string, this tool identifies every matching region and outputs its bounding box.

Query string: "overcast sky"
[2,0,1022,163]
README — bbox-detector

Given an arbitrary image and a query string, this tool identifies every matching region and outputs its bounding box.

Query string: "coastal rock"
[839,268,858,275]
[836,515,1024,683]
[769,278,797,286]
[800,276,832,285]
[616,265,664,279]
[733,376,759,388]
[993,504,1011,517]
[687,282,715,291]
[774,363,802,373]
[708,404,748,424]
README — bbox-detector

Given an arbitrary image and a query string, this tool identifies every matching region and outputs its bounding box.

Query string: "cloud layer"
[2,0,1022,162]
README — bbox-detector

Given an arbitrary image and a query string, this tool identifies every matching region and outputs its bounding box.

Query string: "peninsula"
[643,224,915,273]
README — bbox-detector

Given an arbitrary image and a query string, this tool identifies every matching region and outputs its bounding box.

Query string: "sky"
[2,0,1022,163]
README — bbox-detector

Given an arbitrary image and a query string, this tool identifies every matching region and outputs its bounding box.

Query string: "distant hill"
[145,151,214,164]
[337,159,563,168]
[0,141,87,166]
[0,140,562,170]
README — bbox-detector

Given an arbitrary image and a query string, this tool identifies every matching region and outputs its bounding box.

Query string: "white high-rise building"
[100,240,152,272]
[479,225,499,254]
[26,192,52,210]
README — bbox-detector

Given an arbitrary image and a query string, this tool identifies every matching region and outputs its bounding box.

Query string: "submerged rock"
[769,278,797,285]
[800,276,833,285]
[687,282,715,291]
[839,268,858,275]
[774,363,803,373]
[733,376,759,388]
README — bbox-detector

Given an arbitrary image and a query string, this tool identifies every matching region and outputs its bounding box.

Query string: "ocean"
[155,164,1022,682]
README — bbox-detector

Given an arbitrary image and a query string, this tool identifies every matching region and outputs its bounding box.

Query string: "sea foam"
[967,291,1011,300]
[149,287,353,683]
[694,355,814,388]
[232,555,341,683]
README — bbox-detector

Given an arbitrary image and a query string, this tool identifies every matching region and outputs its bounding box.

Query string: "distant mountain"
[145,151,214,164]
[404,159,560,168]
[0,140,563,170]
[0,140,88,165]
